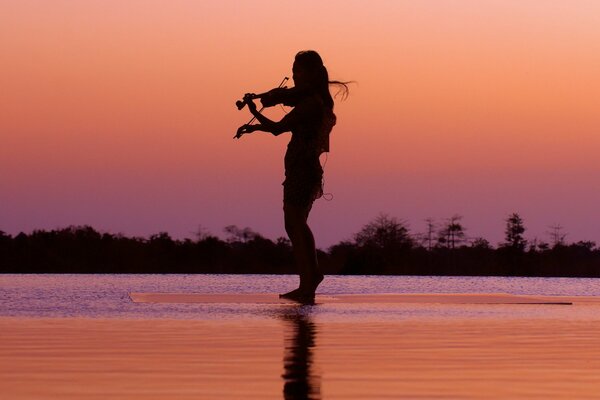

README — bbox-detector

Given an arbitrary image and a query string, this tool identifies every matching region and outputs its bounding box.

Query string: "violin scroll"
[236,93,259,111]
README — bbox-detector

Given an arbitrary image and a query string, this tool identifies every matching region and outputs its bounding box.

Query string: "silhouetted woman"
[236,50,348,303]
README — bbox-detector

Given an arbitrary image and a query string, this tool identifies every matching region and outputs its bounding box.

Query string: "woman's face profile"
[292,62,309,89]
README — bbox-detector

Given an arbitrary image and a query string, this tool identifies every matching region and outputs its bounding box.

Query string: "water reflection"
[280,307,321,400]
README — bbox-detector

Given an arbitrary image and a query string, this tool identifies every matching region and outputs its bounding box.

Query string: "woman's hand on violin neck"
[243,93,258,113]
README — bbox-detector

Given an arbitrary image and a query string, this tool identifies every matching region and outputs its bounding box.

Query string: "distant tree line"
[1,213,599,276]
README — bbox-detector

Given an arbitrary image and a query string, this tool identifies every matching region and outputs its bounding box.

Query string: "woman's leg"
[281,203,324,300]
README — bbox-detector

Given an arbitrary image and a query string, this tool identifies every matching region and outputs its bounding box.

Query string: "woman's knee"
[284,214,299,237]
[284,204,307,237]
[284,217,295,237]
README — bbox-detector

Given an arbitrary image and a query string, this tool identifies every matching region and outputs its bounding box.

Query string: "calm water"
[3,274,600,399]
[2,274,600,320]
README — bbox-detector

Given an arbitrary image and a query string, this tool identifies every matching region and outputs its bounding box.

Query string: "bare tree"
[423,218,436,251]
[529,237,550,252]
[224,225,259,243]
[471,237,492,249]
[354,213,412,249]
[548,224,567,247]
[194,225,212,241]
[437,215,466,249]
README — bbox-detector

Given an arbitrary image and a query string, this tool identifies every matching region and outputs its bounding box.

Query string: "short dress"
[282,95,336,208]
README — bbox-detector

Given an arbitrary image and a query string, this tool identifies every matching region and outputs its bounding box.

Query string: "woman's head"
[292,50,349,110]
[293,51,327,89]
[293,50,333,109]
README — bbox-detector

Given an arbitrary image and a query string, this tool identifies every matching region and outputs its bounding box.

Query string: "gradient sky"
[2,1,600,248]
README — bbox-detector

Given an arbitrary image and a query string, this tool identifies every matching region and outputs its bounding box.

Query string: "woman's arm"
[245,99,288,135]
[242,98,311,136]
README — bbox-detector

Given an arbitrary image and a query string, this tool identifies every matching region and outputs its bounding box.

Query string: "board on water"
[128,292,573,305]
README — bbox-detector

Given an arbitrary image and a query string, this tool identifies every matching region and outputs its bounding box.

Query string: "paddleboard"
[128,292,573,305]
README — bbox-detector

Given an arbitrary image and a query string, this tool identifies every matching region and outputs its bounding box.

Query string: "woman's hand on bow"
[235,124,257,139]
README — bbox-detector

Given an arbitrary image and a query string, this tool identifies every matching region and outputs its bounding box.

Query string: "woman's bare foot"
[279,287,303,299]
[280,288,315,305]
[280,273,323,299]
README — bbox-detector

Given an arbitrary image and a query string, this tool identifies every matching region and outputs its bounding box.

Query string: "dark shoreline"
[2,225,599,277]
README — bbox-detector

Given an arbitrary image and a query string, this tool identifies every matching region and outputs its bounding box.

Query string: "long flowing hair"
[294,50,350,110]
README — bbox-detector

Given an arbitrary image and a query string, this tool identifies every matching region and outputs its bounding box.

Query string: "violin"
[234,77,307,139]
[239,86,305,108]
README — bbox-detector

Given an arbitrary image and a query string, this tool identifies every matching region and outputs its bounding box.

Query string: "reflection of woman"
[237,51,348,303]
[281,311,320,400]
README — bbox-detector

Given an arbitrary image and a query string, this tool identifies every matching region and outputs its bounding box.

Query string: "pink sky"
[2,1,600,247]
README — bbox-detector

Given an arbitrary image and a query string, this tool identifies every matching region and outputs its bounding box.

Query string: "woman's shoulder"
[295,93,328,115]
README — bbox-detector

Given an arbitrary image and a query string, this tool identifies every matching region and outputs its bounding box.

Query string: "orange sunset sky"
[2,1,600,247]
